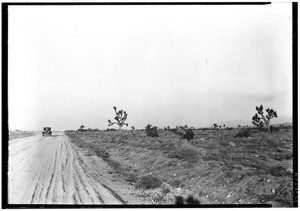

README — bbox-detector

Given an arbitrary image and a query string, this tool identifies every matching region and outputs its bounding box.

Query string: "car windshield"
[44,127,51,131]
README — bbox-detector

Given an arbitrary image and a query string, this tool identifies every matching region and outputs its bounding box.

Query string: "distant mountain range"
[211,116,292,128]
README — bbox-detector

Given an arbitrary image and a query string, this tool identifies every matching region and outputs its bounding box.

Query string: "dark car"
[42,127,52,136]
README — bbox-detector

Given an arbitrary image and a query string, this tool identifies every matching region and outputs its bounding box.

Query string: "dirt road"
[8,132,124,204]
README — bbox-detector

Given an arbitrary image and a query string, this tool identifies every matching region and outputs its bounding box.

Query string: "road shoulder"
[69,139,151,205]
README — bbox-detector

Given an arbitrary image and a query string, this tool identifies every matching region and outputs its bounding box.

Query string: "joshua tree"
[252,105,277,133]
[78,125,85,131]
[131,126,135,134]
[108,106,128,132]
[258,121,264,132]
[213,123,218,129]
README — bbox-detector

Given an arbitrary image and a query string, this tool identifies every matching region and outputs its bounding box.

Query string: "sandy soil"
[8,132,126,204]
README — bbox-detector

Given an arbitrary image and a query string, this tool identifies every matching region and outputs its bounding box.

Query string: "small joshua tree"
[131,126,135,134]
[108,106,128,132]
[78,125,85,131]
[252,105,277,133]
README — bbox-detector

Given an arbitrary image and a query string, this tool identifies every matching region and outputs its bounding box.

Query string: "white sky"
[8,3,293,130]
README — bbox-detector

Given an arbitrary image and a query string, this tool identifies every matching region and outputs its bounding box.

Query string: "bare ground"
[8,132,148,204]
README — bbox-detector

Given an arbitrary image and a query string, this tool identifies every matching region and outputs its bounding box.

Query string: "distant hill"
[270,116,293,125]
[210,116,292,128]
[272,122,293,127]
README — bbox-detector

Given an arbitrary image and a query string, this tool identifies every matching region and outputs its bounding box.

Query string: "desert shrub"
[118,134,130,142]
[270,126,280,133]
[161,183,172,194]
[169,142,200,162]
[173,125,195,140]
[169,179,181,187]
[75,139,89,148]
[234,130,251,138]
[135,175,162,189]
[169,125,195,140]
[145,124,159,137]
[284,152,293,160]
[106,128,117,132]
[170,128,178,134]
[84,150,94,156]
[125,173,139,183]
[182,128,194,140]
[269,165,292,177]
[275,152,293,161]
[175,195,201,205]
[94,148,110,160]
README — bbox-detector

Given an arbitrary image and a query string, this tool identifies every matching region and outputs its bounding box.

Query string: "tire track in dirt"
[8,132,124,204]
[22,139,57,203]
[9,139,51,181]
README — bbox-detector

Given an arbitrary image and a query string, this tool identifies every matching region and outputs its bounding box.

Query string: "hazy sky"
[8,3,293,131]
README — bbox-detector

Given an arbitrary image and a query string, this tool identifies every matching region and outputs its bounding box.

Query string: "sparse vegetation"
[9,130,36,140]
[65,114,293,207]
[165,125,194,140]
